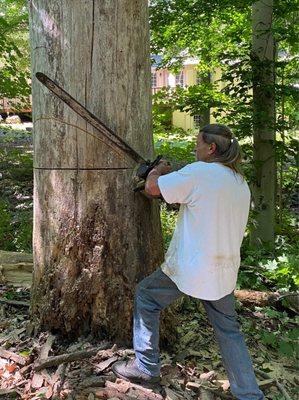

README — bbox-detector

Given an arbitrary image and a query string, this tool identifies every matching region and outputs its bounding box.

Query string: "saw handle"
[133,155,167,193]
[136,155,164,180]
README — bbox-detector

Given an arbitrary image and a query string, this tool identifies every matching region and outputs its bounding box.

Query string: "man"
[113,124,264,400]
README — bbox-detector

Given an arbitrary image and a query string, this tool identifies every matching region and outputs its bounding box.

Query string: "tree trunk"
[200,73,211,128]
[29,0,164,342]
[251,0,276,247]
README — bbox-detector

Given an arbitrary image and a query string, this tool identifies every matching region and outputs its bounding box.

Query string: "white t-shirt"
[157,161,250,300]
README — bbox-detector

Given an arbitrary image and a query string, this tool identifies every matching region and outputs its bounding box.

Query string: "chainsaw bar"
[35,72,146,164]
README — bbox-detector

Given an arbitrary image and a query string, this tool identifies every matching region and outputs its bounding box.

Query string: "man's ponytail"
[201,124,243,175]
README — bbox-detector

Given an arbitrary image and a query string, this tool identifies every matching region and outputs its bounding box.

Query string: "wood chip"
[106,379,163,400]
[186,381,201,392]
[31,371,44,388]
[0,347,26,366]
[39,333,55,360]
[106,379,131,394]
[165,387,183,400]
[200,370,217,381]
[45,386,53,399]
[5,362,17,373]
[86,387,133,400]
[93,356,118,373]
[221,380,230,391]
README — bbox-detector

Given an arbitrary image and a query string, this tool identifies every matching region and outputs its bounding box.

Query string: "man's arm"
[144,161,172,197]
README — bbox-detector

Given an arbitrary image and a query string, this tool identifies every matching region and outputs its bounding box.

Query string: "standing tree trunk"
[251,0,276,247]
[200,73,211,128]
[29,0,164,342]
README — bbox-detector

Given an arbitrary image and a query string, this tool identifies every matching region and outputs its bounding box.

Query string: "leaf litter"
[0,285,297,399]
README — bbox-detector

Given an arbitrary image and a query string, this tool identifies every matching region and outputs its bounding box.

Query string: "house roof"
[151,55,162,67]
[151,54,199,68]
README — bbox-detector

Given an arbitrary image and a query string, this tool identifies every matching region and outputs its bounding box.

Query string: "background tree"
[0,0,30,103]
[29,0,165,342]
[251,0,275,246]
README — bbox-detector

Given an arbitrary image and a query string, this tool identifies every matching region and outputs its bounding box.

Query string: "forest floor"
[0,283,298,400]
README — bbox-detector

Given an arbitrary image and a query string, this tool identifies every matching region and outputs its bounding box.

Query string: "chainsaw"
[35,72,179,194]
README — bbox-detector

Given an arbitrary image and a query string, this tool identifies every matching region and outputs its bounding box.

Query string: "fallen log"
[234,290,299,312]
[34,342,111,371]
[0,250,33,287]
[0,298,30,307]
[234,289,280,306]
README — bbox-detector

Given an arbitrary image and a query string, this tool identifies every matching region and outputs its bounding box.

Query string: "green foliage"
[240,307,298,361]
[239,248,299,292]
[259,309,298,359]
[154,128,196,164]
[152,102,173,131]
[0,0,30,102]
[160,203,177,249]
[0,128,33,252]
[153,83,228,117]
[0,199,14,250]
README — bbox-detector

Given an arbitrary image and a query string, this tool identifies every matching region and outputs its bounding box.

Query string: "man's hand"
[153,160,172,175]
[144,160,172,197]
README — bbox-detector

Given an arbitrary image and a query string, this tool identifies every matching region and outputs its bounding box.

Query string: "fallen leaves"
[0,283,297,400]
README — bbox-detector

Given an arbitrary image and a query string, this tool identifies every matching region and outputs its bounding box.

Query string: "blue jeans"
[133,267,264,400]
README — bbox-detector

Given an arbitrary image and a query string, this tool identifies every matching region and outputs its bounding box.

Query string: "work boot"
[112,358,160,384]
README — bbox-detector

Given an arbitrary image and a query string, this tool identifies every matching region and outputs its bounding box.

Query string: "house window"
[193,115,201,128]
[151,72,157,88]
[175,71,184,87]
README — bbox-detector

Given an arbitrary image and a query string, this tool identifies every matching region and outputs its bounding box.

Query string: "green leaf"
[261,332,277,347]
[278,341,294,357]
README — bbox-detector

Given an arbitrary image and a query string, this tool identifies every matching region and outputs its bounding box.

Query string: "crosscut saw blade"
[35,72,146,164]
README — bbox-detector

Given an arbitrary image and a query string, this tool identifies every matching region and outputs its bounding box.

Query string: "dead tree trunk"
[29,0,164,342]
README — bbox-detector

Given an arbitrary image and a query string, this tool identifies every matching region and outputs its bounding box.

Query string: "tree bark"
[251,0,276,247]
[29,0,164,342]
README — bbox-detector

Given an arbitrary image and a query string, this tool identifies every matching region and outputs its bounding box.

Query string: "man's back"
[158,161,251,300]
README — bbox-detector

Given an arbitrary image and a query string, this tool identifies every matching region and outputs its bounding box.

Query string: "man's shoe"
[112,358,160,384]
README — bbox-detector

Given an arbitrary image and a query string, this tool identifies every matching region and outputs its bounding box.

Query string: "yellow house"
[151,57,221,131]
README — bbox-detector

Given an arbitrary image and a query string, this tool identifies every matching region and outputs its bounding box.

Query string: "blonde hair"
[201,124,243,175]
